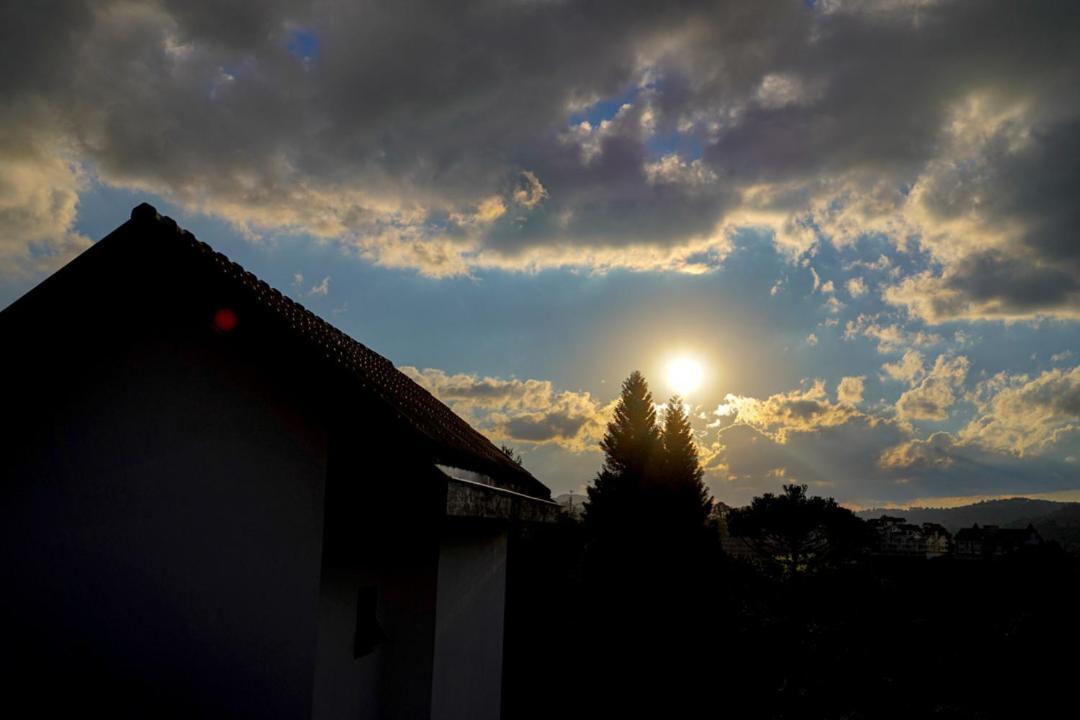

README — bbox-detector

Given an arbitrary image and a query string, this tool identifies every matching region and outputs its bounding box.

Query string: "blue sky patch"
[286,28,320,62]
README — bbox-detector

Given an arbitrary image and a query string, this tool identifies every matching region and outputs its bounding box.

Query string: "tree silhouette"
[584,370,661,538]
[655,395,713,536]
[726,483,869,575]
[499,444,524,466]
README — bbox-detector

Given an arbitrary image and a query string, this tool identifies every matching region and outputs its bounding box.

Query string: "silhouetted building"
[921,522,951,558]
[868,515,922,556]
[954,524,1043,559]
[1,204,558,719]
[868,516,952,558]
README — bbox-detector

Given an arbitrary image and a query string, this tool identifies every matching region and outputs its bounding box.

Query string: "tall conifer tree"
[657,395,712,533]
[584,371,660,535]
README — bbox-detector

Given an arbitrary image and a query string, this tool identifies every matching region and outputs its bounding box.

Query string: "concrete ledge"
[443,474,561,524]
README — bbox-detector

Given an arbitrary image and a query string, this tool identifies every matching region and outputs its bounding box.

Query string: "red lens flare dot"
[213,308,238,332]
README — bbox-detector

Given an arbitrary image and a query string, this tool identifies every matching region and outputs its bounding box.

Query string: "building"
[867,516,953,558]
[921,522,952,558]
[953,524,1043,559]
[0,204,559,719]
[868,515,923,556]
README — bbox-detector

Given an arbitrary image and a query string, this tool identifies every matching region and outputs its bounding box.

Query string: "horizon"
[2,1,1078,508]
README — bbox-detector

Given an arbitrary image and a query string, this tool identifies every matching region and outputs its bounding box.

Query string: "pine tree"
[656,395,713,535]
[584,370,661,537]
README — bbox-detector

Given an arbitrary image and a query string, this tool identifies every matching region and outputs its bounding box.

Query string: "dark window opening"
[354,585,387,658]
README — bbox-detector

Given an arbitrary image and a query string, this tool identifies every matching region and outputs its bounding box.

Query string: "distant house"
[921,523,952,558]
[954,524,1043,559]
[868,515,923,556]
[1,204,558,719]
[867,516,952,558]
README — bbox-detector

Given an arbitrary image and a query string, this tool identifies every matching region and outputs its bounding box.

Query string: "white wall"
[430,527,509,720]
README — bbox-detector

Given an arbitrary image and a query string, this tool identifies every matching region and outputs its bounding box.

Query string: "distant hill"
[1026,503,1080,553]
[856,498,1078,533]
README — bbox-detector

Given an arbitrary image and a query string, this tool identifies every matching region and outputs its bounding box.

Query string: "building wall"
[312,565,383,719]
[2,227,538,719]
[312,442,446,720]
[2,322,329,718]
[430,524,510,720]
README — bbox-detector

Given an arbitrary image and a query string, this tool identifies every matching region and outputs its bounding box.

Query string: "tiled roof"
[59,203,549,499]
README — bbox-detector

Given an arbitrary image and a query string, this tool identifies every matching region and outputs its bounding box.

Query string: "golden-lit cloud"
[845,277,868,298]
[959,366,1080,456]
[879,366,1080,471]
[879,432,957,470]
[713,379,871,444]
[844,315,942,355]
[895,355,970,422]
[881,350,925,385]
[837,376,865,405]
[400,367,612,452]
[0,110,90,277]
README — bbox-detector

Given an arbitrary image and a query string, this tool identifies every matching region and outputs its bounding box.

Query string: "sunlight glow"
[666,356,705,397]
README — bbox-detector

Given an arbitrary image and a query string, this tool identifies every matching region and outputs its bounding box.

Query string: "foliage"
[583,370,661,537]
[726,483,870,575]
[655,395,713,534]
[499,443,524,466]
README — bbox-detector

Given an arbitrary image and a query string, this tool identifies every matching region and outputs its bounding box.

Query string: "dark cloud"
[0,0,1077,312]
[501,412,590,443]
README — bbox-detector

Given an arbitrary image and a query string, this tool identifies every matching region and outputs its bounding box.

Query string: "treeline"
[501,371,1080,720]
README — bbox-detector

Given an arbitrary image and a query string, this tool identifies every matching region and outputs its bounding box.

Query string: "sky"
[2,0,1078,508]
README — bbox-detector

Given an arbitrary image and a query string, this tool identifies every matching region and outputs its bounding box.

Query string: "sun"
[666,356,705,397]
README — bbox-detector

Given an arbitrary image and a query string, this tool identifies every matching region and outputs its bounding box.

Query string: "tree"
[584,370,661,538]
[726,484,869,575]
[655,395,713,535]
[499,444,523,466]
[580,376,723,716]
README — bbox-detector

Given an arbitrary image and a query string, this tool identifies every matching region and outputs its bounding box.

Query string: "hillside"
[856,498,1076,533]
[1025,503,1080,553]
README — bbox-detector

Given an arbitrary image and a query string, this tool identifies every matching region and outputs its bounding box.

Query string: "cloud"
[511,171,548,209]
[881,350,925,385]
[307,276,330,296]
[400,367,611,452]
[895,354,970,421]
[0,105,90,277]
[824,296,845,315]
[713,379,869,444]
[879,432,957,470]
[844,254,891,273]
[882,366,1080,470]
[844,314,942,354]
[959,366,1080,456]
[709,373,1079,506]
[846,277,868,298]
[0,0,1076,304]
[881,94,1080,322]
[710,409,909,506]
[837,376,865,405]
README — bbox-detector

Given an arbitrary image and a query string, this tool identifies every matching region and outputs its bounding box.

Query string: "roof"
[2,202,550,500]
[955,525,1041,545]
